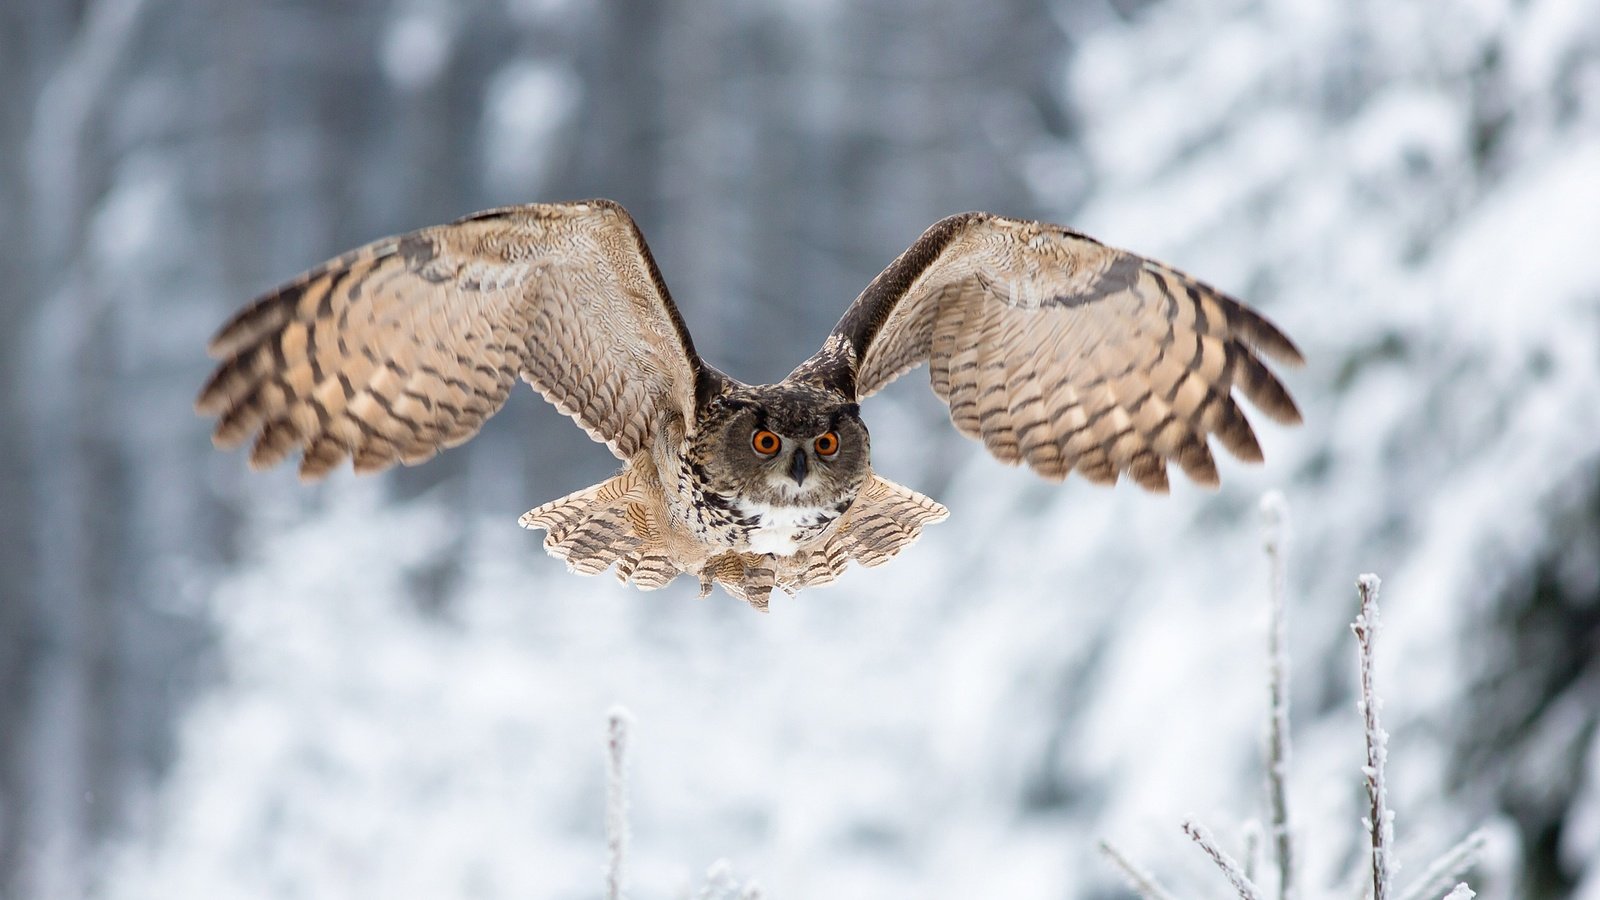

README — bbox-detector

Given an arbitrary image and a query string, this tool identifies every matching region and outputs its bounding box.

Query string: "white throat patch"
[737,500,833,557]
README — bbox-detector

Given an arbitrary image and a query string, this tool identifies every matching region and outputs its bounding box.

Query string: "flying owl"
[197,200,1302,609]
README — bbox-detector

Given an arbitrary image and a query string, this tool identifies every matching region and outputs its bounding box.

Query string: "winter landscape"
[2,0,1598,897]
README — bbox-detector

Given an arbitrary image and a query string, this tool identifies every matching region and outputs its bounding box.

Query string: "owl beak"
[788,449,808,485]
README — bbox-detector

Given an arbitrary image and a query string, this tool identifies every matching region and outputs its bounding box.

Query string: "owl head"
[692,383,870,508]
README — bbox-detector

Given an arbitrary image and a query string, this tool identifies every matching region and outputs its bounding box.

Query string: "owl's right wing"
[791,212,1303,491]
[197,199,705,479]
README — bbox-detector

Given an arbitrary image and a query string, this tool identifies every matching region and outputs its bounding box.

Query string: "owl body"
[537,377,883,602]
[198,199,1303,609]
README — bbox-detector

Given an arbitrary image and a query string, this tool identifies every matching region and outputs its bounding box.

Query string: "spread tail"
[518,471,679,590]
[776,474,949,595]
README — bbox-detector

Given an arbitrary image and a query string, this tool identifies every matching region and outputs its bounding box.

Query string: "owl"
[197,200,1302,609]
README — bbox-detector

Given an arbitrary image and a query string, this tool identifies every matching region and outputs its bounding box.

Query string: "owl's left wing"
[197,199,705,479]
[790,213,1303,491]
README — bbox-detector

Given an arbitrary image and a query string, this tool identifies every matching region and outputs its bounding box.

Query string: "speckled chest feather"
[652,384,868,557]
[663,446,850,556]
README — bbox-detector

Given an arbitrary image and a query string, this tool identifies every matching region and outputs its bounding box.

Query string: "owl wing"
[196,199,704,479]
[791,213,1303,491]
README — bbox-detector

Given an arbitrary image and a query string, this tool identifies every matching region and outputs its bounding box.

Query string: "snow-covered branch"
[1099,840,1180,900]
[1097,496,1488,900]
[1261,491,1295,900]
[600,708,762,899]
[694,859,765,900]
[1183,819,1267,900]
[1397,830,1487,900]
[1353,574,1394,900]
[606,706,632,900]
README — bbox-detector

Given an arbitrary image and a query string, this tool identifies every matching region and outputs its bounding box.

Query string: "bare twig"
[1183,819,1268,900]
[1353,575,1394,900]
[1098,840,1181,900]
[606,706,633,900]
[1260,491,1296,900]
[1397,830,1486,900]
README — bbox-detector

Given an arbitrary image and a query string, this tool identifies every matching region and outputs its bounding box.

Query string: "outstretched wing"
[197,199,704,479]
[791,213,1303,491]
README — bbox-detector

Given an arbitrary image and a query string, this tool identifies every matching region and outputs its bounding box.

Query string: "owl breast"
[733,500,841,556]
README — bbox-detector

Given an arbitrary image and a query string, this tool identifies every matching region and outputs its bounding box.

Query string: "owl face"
[693,384,870,509]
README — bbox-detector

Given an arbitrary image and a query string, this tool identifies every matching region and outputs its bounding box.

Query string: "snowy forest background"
[2,0,1598,897]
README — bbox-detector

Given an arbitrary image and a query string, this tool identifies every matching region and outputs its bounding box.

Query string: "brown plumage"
[791,212,1303,491]
[198,200,1302,608]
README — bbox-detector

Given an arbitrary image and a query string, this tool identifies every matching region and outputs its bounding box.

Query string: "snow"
[381,8,454,91]
[482,62,580,195]
[76,0,1600,895]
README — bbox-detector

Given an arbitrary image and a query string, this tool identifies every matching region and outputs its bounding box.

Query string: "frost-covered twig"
[692,859,764,900]
[1260,492,1296,900]
[1096,508,1487,900]
[600,709,762,900]
[606,706,633,900]
[695,860,735,900]
[1098,840,1180,900]
[1183,819,1267,900]
[1442,883,1474,900]
[1396,830,1486,900]
[1241,819,1265,887]
[1353,574,1394,900]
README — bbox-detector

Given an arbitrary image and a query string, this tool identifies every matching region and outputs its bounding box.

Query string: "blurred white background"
[1,0,1598,897]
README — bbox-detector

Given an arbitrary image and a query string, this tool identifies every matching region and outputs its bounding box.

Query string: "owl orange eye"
[752,429,781,457]
[814,432,839,457]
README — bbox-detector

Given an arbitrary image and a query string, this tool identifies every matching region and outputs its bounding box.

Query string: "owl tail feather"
[775,475,951,595]
[698,476,951,611]
[832,475,950,569]
[518,472,679,591]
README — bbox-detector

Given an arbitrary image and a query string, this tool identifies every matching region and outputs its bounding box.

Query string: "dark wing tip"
[194,363,235,415]
[1274,335,1307,368]
[1256,327,1306,368]
[1174,439,1221,488]
[1129,454,1172,494]
[1274,395,1304,425]
[1235,351,1303,425]
[204,304,267,360]
[1226,299,1305,367]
